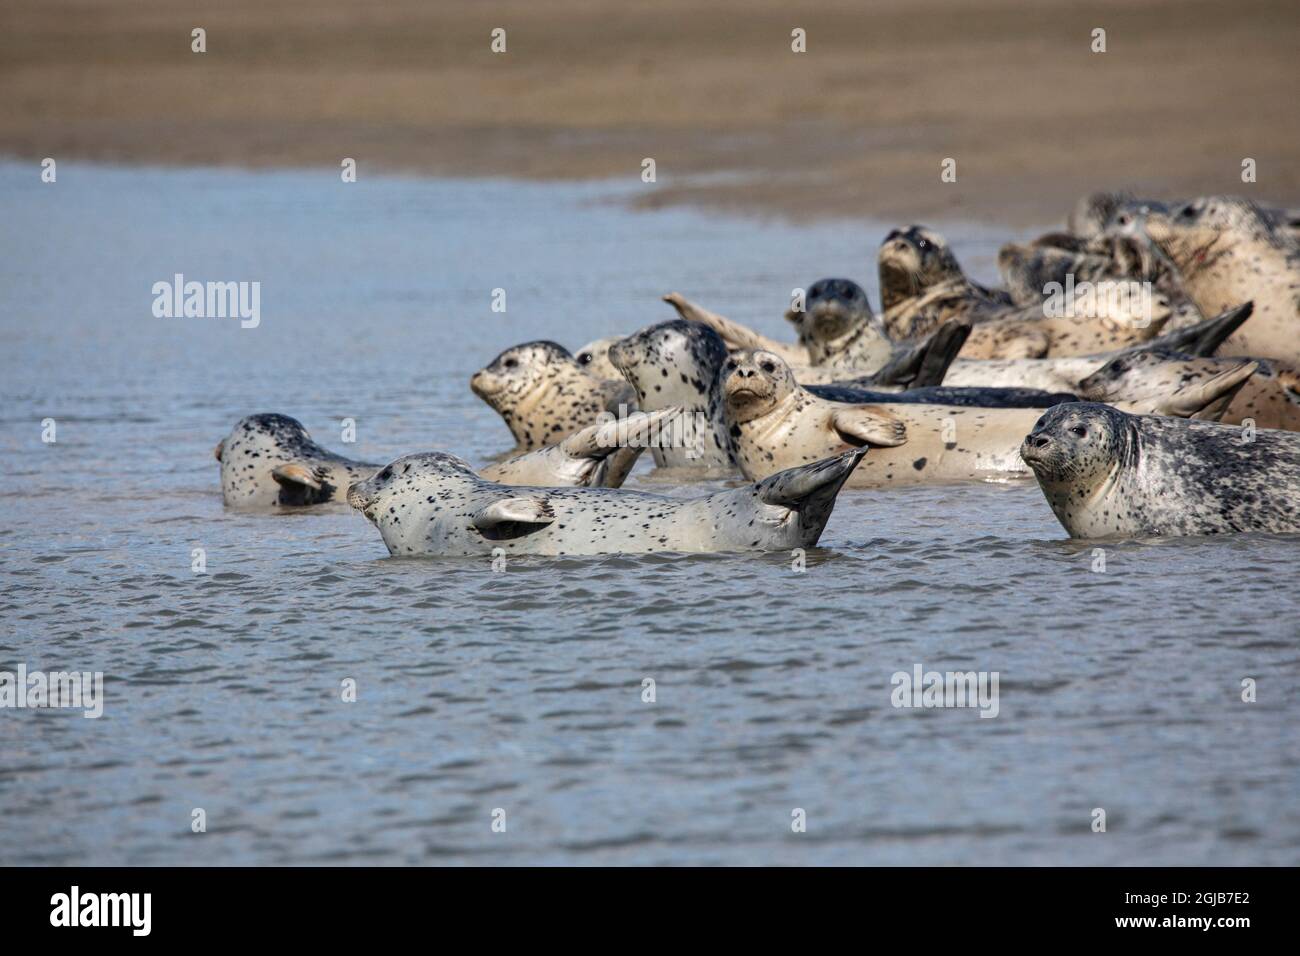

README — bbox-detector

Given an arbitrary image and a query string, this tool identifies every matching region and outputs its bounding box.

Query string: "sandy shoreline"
[4,0,1298,225]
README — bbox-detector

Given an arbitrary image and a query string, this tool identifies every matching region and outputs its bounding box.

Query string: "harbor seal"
[1078,350,1299,430]
[606,319,738,472]
[216,411,666,507]
[1020,402,1300,537]
[1142,197,1300,364]
[345,447,867,557]
[470,341,636,452]
[720,349,1042,486]
[877,226,1013,339]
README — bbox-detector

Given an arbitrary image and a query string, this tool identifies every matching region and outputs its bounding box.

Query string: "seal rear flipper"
[559,407,681,459]
[1140,301,1253,357]
[756,449,867,546]
[472,496,556,540]
[662,293,808,364]
[271,462,335,506]
[905,318,972,388]
[1165,362,1259,420]
[830,407,908,447]
[213,439,225,462]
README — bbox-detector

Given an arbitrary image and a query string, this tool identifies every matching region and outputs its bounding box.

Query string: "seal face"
[785,278,893,371]
[470,340,635,452]
[1143,196,1300,363]
[606,319,736,472]
[218,413,380,508]
[574,336,623,381]
[878,225,1012,339]
[345,448,867,556]
[1020,402,1300,537]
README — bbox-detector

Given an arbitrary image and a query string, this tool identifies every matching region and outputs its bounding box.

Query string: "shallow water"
[0,161,1296,865]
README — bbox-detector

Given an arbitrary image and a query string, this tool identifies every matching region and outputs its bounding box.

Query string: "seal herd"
[218,192,1300,552]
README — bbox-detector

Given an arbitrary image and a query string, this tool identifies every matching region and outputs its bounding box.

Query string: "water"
[0,161,1296,865]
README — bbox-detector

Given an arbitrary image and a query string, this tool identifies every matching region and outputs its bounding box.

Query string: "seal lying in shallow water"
[1020,402,1300,537]
[1142,197,1300,364]
[470,341,635,452]
[216,411,671,507]
[720,349,1043,486]
[1078,350,1300,430]
[345,447,866,556]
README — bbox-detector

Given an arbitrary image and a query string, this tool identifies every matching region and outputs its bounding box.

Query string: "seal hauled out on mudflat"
[1020,403,1300,537]
[345,448,867,556]
[216,411,670,507]
[1142,197,1300,364]
[470,341,635,452]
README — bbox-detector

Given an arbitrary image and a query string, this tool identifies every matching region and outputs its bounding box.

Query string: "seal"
[720,349,1043,486]
[665,281,971,383]
[216,411,668,507]
[877,226,1013,339]
[574,337,625,381]
[470,341,635,452]
[1142,197,1300,364]
[345,447,867,556]
[606,319,738,472]
[1078,350,1299,429]
[1020,402,1300,537]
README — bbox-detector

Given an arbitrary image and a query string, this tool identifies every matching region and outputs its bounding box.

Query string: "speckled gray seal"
[216,411,664,508]
[1078,349,1298,429]
[606,319,739,473]
[345,447,866,556]
[470,341,635,452]
[574,336,624,380]
[877,225,1014,340]
[1020,402,1300,537]
[1143,197,1300,364]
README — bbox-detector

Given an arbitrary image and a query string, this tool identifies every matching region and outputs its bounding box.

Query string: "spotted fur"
[346,448,866,556]
[1021,402,1300,537]
[470,340,635,452]
[1143,197,1300,364]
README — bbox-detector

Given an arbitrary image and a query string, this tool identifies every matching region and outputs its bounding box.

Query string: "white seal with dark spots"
[345,447,866,556]
[1021,402,1300,537]
[470,340,635,452]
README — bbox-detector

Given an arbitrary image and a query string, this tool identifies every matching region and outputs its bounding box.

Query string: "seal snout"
[346,479,377,515]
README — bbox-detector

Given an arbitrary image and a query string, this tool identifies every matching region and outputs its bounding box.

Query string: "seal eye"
[1070,426,1087,438]
[1178,204,1197,221]
[725,359,737,370]
[760,361,776,374]
[576,353,591,365]
[378,467,393,481]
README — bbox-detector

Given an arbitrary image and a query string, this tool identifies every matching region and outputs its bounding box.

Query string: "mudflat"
[3,0,1297,223]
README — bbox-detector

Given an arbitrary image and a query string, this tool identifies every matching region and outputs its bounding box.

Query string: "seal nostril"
[1032,435,1051,449]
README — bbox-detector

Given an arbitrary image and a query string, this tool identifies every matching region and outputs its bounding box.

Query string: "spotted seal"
[1020,402,1300,537]
[216,411,665,507]
[345,447,866,556]
[877,226,1014,340]
[720,349,1043,486]
[1142,197,1300,364]
[470,341,636,452]
[1078,350,1299,430]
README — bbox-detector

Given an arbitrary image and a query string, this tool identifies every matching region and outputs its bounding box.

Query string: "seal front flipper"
[471,496,556,540]
[271,462,335,506]
[830,407,908,447]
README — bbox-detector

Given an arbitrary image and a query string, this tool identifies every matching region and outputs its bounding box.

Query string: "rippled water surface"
[1,161,1297,865]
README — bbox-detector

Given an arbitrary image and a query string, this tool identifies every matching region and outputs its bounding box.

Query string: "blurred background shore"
[3,0,1298,224]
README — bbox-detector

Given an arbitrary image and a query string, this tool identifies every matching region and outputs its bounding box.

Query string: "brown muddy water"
[0,162,1296,865]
